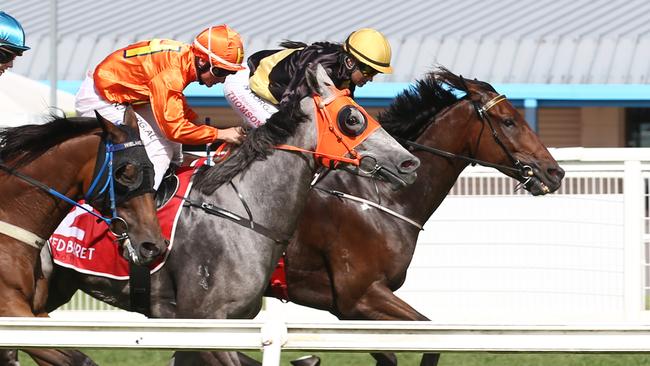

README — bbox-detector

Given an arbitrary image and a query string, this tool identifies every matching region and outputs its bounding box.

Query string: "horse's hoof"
[290,355,321,366]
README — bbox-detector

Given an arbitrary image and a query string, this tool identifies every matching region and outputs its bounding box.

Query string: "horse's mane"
[0,115,101,168]
[194,94,309,194]
[378,67,497,140]
[278,40,340,49]
[279,40,308,49]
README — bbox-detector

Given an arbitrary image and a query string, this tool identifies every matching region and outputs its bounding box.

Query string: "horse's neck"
[399,103,475,225]
[242,155,313,233]
[0,134,99,237]
[198,122,317,238]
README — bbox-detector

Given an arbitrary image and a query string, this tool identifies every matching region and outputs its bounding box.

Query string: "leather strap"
[0,220,46,249]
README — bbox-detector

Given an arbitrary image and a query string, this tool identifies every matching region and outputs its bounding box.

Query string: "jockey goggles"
[357,62,379,78]
[210,66,237,78]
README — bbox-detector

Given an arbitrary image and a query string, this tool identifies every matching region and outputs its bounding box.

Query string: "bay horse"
[275,68,565,366]
[202,67,565,366]
[0,106,166,366]
[36,64,419,366]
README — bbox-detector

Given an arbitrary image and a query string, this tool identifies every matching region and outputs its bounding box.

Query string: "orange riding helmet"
[192,24,245,71]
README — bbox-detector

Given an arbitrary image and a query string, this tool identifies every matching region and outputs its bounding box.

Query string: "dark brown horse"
[271,68,565,366]
[0,107,166,365]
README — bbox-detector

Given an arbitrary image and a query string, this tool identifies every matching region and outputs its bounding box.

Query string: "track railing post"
[261,320,287,366]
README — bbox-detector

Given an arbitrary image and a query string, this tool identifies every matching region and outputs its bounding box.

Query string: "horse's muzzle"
[523,161,565,195]
[138,241,163,262]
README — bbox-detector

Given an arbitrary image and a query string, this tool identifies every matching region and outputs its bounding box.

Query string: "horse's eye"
[503,118,515,127]
[114,164,143,190]
[348,116,361,126]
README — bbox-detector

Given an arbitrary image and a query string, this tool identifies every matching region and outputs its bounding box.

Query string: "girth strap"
[0,220,46,249]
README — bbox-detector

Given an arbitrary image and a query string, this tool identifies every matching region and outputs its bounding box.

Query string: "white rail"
[5,318,650,365]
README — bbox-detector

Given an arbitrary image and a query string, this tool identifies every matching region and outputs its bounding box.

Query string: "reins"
[312,185,424,230]
[402,92,534,182]
[397,138,521,173]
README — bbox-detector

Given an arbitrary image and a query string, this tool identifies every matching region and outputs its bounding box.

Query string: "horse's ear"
[95,110,128,143]
[122,105,140,138]
[306,63,334,98]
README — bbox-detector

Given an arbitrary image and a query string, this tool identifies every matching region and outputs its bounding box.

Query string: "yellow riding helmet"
[343,28,393,74]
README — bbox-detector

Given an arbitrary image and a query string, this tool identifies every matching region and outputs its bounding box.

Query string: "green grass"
[16,351,650,366]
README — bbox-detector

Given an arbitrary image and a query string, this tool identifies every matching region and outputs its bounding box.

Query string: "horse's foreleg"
[172,351,242,366]
[337,281,428,321]
[0,350,18,366]
[20,349,97,366]
[337,282,440,366]
[371,353,397,366]
[24,312,99,366]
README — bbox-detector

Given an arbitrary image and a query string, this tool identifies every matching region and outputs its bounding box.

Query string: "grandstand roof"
[5,0,650,83]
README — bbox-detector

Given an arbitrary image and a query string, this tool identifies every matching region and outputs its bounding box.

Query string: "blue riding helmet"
[0,12,29,52]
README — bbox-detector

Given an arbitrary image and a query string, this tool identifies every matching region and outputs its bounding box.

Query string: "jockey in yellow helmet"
[224,28,392,128]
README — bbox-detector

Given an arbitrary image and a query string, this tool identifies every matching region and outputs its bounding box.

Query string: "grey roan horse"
[30,64,419,366]
[182,67,566,366]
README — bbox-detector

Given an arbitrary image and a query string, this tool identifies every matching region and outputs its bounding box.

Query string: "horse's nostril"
[401,159,418,170]
[548,166,566,180]
[139,242,161,259]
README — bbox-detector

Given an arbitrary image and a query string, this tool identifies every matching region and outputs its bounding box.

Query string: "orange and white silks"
[93,39,218,145]
[276,87,380,168]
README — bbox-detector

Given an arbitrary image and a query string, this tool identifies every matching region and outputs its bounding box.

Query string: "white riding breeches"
[223,68,278,128]
[75,72,182,190]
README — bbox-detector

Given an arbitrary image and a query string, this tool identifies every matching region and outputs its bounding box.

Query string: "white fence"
[5,318,650,366]
[55,148,650,324]
[10,147,650,365]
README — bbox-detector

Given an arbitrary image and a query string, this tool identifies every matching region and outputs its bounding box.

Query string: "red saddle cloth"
[48,158,206,280]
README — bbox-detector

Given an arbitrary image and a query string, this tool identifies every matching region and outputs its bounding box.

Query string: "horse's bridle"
[401,92,537,189]
[85,136,154,232]
[275,88,377,167]
[0,133,152,251]
[470,93,535,181]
